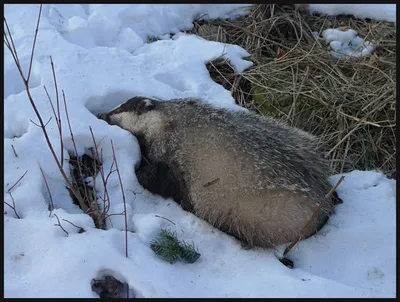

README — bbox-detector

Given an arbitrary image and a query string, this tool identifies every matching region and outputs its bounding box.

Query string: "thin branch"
[105,212,125,219]
[27,4,42,83]
[11,145,18,158]
[3,17,20,66]
[53,214,69,236]
[155,215,176,225]
[111,140,129,259]
[8,170,28,192]
[30,116,52,128]
[4,5,88,214]
[62,219,85,233]
[50,56,63,168]
[44,85,59,125]
[283,175,345,256]
[62,90,91,205]
[89,127,112,218]
[4,192,21,219]
[39,166,54,216]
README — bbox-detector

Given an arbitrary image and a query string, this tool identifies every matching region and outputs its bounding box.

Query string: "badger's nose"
[97,113,106,120]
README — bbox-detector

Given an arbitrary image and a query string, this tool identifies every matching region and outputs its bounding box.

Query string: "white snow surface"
[322,28,375,59]
[4,4,396,298]
[307,4,396,23]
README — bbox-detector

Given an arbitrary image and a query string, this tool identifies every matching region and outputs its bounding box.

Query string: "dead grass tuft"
[195,4,396,178]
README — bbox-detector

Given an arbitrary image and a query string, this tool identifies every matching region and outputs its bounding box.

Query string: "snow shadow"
[84,90,136,116]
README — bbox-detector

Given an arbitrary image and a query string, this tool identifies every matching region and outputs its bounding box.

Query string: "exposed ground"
[194,4,396,178]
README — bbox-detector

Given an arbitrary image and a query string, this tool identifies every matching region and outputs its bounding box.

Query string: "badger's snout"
[97,112,109,121]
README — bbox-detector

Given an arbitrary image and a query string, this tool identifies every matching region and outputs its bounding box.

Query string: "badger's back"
[134,99,335,248]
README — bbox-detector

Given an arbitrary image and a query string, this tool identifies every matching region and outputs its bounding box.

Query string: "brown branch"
[62,219,85,233]
[89,127,113,218]
[203,178,220,188]
[8,170,28,192]
[155,215,176,225]
[111,140,129,259]
[4,7,88,214]
[26,4,42,83]
[4,192,21,219]
[3,17,20,66]
[62,90,91,205]
[49,56,63,168]
[11,144,18,158]
[105,212,125,219]
[39,166,54,216]
[44,85,59,124]
[283,175,345,256]
[43,85,63,169]
[30,116,52,128]
[53,214,68,236]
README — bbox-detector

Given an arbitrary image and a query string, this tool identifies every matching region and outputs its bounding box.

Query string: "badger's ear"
[136,98,155,115]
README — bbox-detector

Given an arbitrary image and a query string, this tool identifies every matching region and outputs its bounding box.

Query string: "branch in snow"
[53,214,69,236]
[4,5,89,215]
[4,170,29,219]
[4,193,21,219]
[110,140,129,260]
[39,166,54,216]
[11,145,18,158]
[7,170,28,193]
[283,175,346,256]
[62,219,85,233]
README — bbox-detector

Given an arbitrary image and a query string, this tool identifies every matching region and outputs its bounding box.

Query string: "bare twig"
[155,215,176,225]
[30,116,52,128]
[283,175,345,256]
[62,89,92,207]
[203,178,220,188]
[39,166,54,216]
[89,127,114,221]
[54,214,69,236]
[105,212,125,219]
[11,145,18,158]
[4,192,21,219]
[62,219,85,233]
[111,140,129,299]
[8,170,28,192]
[49,56,63,167]
[110,140,129,260]
[3,17,20,66]
[26,4,42,82]
[4,7,88,214]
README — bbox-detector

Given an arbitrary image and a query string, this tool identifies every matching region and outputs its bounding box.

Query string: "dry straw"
[195,4,396,178]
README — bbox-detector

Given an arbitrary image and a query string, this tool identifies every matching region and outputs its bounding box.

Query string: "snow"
[322,28,375,59]
[307,4,396,23]
[4,4,396,298]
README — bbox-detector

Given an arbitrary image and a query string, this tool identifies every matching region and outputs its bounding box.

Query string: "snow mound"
[322,28,374,59]
[308,4,396,23]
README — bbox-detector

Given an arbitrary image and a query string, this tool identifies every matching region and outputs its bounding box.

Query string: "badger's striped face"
[98,96,157,133]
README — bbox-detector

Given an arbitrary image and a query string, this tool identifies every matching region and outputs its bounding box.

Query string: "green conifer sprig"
[150,229,201,264]
[179,241,201,263]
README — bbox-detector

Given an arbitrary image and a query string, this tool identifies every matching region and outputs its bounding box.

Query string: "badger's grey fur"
[98,96,339,248]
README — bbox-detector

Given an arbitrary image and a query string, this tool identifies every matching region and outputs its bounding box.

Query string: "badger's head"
[97,96,160,135]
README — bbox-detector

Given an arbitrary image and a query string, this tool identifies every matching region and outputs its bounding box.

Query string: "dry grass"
[195,4,396,178]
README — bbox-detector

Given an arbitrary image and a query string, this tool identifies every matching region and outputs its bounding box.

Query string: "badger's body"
[99,97,337,248]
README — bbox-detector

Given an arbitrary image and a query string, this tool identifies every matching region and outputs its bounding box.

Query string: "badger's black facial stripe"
[109,96,156,115]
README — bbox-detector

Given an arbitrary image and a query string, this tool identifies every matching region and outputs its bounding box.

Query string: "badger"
[98,96,339,249]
